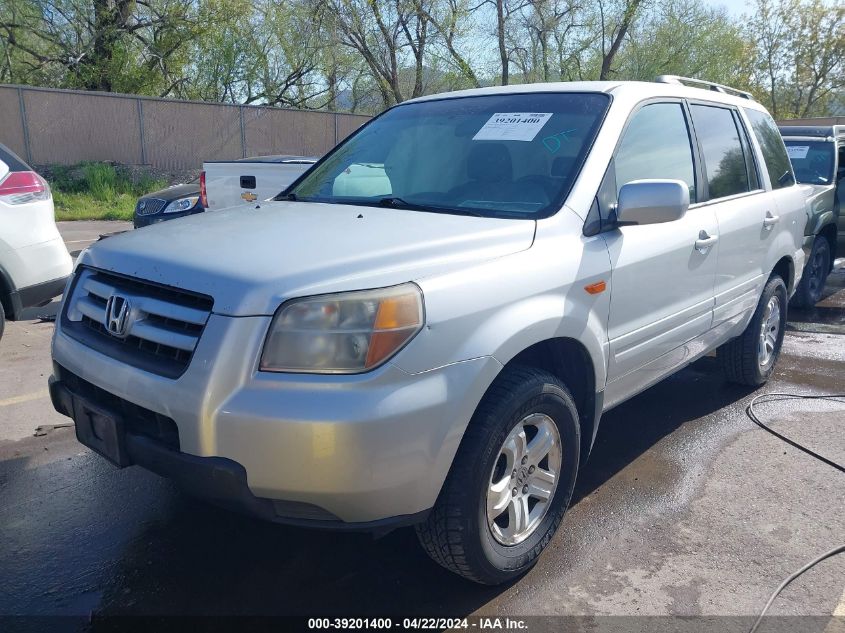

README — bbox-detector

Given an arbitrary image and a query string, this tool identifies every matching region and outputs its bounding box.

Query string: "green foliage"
[50,162,165,200]
[745,0,844,118]
[0,0,214,94]
[48,165,88,194]
[48,162,166,220]
[620,0,753,87]
[1,0,841,117]
[52,191,137,221]
[82,163,121,202]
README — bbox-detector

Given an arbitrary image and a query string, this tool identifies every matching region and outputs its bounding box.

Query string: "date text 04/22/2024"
[307,617,529,630]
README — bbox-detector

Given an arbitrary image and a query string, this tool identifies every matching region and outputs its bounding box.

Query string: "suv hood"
[80,201,536,316]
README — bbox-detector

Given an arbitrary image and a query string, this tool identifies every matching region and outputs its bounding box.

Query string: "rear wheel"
[718,275,787,386]
[791,238,830,308]
[0,299,5,341]
[415,365,580,585]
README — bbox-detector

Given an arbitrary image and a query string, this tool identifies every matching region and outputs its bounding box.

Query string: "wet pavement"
[0,255,843,627]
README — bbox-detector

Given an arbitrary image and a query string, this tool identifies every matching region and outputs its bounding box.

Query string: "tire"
[415,365,580,585]
[790,238,830,308]
[718,275,787,386]
[0,299,5,342]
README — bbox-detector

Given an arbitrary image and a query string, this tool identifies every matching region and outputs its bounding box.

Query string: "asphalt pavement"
[57,221,133,259]
[0,222,843,629]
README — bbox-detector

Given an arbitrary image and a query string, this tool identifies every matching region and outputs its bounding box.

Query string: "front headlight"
[260,284,424,374]
[163,196,199,213]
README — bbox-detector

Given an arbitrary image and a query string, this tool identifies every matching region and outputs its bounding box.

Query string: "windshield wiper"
[376,197,484,217]
[275,191,299,201]
[377,196,418,208]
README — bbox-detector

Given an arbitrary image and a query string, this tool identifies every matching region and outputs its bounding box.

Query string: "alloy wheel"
[486,413,562,546]
[758,295,781,367]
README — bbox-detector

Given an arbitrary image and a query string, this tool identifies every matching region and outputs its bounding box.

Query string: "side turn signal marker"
[584,281,607,295]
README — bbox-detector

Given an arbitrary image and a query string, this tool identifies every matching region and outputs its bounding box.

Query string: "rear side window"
[0,142,30,172]
[614,103,697,202]
[689,105,750,200]
[744,109,794,189]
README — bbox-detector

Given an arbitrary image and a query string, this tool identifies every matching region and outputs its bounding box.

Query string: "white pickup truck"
[200,155,316,212]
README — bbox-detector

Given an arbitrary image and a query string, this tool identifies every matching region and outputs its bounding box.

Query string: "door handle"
[695,230,718,253]
[763,211,780,229]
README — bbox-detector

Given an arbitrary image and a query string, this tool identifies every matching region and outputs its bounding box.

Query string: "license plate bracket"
[72,395,131,467]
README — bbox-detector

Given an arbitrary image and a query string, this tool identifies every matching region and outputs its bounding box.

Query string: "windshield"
[784,140,835,185]
[286,92,610,218]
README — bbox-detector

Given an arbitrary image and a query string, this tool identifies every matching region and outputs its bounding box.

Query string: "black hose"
[745,392,845,633]
[746,392,845,474]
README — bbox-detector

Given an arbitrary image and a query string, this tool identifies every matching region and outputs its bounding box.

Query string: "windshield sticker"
[473,113,553,142]
[542,129,577,153]
[786,145,810,160]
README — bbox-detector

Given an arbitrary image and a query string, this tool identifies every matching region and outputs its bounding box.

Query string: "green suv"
[779,125,845,306]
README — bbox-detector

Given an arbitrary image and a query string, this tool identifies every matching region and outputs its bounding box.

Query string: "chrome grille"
[135,198,167,216]
[62,267,213,378]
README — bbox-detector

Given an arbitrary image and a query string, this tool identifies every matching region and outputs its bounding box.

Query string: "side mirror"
[616,179,690,225]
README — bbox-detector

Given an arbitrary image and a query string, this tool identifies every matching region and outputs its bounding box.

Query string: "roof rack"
[655,75,755,100]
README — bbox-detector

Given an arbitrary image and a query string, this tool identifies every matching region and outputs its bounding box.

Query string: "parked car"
[134,180,202,229]
[50,77,806,584]
[201,155,316,213]
[0,143,73,341]
[135,156,317,229]
[778,125,844,306]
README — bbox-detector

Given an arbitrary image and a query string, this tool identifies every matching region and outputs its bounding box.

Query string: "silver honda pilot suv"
[50,77,806,584]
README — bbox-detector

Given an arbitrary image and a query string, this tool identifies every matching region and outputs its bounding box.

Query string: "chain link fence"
[0,84,370,170]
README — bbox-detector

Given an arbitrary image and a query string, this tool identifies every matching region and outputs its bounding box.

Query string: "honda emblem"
[105,295,132,338]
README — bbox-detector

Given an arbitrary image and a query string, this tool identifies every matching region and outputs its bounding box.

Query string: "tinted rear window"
[745,109,794,189]
[0,142,30,172]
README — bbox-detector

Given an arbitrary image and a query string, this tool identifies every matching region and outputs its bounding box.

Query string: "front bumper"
[49,373,428,530]
[50,313,501,525]
[7,275,69,319]
[1,236,72,318]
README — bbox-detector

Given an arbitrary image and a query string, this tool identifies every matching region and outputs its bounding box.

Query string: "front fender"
[395,218,611,391]
[802,185,836,237]
[806,210,838,239]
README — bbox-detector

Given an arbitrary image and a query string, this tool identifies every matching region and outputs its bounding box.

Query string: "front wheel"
[791,238,830,308]
[0,299,5,342]
[415,366,580,585]
[718,275,787,386]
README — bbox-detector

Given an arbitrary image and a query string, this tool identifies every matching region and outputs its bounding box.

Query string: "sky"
[699,0,750,17]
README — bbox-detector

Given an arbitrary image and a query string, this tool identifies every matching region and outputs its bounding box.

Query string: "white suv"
[49,78,806,584]
[0,144,73,339]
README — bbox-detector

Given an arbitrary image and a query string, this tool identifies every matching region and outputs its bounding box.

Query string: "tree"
[419,0,480,87]
[747,0,844,118]
[781,0,843,117]
[597,0,647,80]
[468,0,530,86]
[0,0,209,94]
[320,0,436,107]
[509,0,581,83]
[619,0,753,87]
[2,0,842,119]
